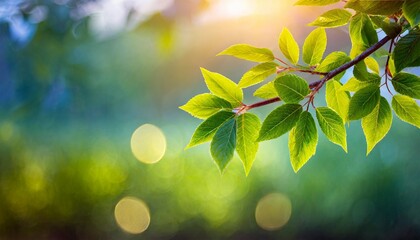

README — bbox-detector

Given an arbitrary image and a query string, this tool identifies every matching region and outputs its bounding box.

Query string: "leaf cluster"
[181,0,420,174]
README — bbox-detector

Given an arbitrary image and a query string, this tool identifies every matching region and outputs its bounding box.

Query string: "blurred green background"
[1,0,420,239]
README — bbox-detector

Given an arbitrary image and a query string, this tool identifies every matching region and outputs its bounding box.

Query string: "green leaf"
[308,9,352,28]
[258,104,303,141]
[349,13,378,58]
[326,81,350,122]
[274,74,310,103]
[341,77,379,92]
[370,16,402,38]
[279,28,300,65]
[303,28,327,65]
[239,62,278,88]
[392,94,420,128]
[393,29,420,72]
[236,113,261,176]
[316,51,351,80]
[316,107,347,152]
[253,81,278,99]
[391,72,420,99]
[348,86,381,120]
[364,57,379,74]
[353,61,381,83]
[187,111,235,148]
[403,0,420,27]
[295,0,340,6]
[362,97,392,155]
[217,44,275,62]
[211,118,237,172]
[289,111,318,173]
[201,68,243,106]
[180,93,232,119]
[345,0,404,15]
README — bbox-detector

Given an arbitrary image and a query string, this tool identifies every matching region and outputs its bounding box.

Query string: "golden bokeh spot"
[130,124,166,164]
[255,193,292,231]
[114,197,151,234]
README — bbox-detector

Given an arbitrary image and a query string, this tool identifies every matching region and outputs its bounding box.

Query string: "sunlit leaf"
[362,97,392,155]
[345,0,404,15]
[348,86,380,120]
[402,0,420,27]
[341,77,378,92]
[364,57,380,74]
[201,68,243,106]
[308,9,352,28]
[187,111,235,148]
[258,104,302,141]
[303,28,327,65]
[236,113,261,175]
[391,72,420,99]
[391,94,420,128]
[316,51,351,80]
[211,118,237,172]
[274,74,310,103]
[316,107,347,152]
[353,61,381,83]
[239,62,278,88]
[326,81,350,122]
[349,13,378,58]
[393,29,420,73]
[253,81,278,99]
[289,112,318,172]
[295,0,340,6]
[218,44,275,62]
[180,93,232,119]
[279,28,300,65]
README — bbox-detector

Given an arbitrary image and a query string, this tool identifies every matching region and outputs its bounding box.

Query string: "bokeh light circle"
[114,197,151,234]
[130,124,166,164]
[255,193,292,231]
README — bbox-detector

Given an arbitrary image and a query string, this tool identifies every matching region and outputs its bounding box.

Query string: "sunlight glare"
[114,197,151,234]
[255,193,292,231]
[131,124,167,164]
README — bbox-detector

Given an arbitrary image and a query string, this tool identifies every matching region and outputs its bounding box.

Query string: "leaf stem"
[242,35,394,112]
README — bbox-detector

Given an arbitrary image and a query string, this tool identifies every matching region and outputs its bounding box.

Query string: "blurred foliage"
[1,0,420,239]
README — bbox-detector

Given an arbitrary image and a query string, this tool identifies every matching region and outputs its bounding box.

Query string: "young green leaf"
[391,94,420,128]
[295,0,340,6]
[289,111,318,173]
[341,77,379,92]
[211,118,237,172]
[187,111,235,148]
[274,74,310,103]
[303,28,327,65]
[326,81,350,122]
[239,62,278,88]
[236,113,261,176]
[279,28,300,65]
[348,86,381,120]
[393,29,420,73]
[258,104,303,141]
[316,107,347,152]
[353,61,381,83]
[364,57,380,74]
[180,93,232,119]
[308,9,352,28]
[253,81,278,99]
[344,0,404,15]
[217,44,275,62]
[349,13,378,58]
[316,51,351,80]
[201,68,243,106]
[391,72,420,99]
[362,97,392,155]
[402,0,420,27]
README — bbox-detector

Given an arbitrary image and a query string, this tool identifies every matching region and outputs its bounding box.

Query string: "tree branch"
[243,35,393,112]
